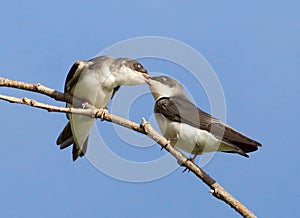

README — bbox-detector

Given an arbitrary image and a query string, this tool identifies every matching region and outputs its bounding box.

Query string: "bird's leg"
[181,154,197,173]
[189,154,197,163]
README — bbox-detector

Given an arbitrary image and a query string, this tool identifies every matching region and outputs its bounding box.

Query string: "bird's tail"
[218,141,249,157]
[56,122,88,161]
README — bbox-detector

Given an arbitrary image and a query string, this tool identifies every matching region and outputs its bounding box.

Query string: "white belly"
[68,71,114,148]
[156,114,224,155]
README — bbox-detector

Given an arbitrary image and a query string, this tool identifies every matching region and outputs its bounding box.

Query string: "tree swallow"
[148,76,261,161]
[56,56,149,161]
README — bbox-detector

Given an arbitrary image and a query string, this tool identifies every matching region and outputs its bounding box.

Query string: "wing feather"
[64,60,90,92]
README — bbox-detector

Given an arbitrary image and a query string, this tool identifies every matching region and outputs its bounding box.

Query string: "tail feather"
[56,122,73,146]
[57,122,88,161]
[221,150,249,158]
[59,136,74,150]
[72,136,88,161]
[218,141,249,158]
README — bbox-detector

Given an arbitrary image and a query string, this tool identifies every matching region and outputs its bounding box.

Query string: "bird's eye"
[134,64,143,71]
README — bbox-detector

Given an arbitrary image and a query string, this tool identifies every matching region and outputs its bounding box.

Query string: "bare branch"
[0,77,65,101]
[0,77,78,105]
[0,77,256,218]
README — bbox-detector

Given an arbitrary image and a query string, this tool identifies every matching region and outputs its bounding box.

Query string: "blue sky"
[0,1,299,217]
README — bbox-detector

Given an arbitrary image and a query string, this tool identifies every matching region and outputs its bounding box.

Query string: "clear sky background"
[0,1,299,217]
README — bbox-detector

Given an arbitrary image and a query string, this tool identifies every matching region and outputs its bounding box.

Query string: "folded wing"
[155,95,262,154]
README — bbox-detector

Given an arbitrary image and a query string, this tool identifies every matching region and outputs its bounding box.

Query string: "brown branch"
[0,77,79,105]
[0,77,65,101]
[0,77,256,218]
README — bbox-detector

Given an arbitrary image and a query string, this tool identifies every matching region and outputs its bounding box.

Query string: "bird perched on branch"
[148,76,261,161]
[56,56,149,161]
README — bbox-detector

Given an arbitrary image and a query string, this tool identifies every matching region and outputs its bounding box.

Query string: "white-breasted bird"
[148,76,261,161]
[56,56,149,161]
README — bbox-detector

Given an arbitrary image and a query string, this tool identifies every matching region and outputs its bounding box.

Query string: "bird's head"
[148,76,183,100]
[111,58,149,85]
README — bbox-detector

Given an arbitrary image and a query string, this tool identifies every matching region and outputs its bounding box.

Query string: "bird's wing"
[155,95,262,153]
[63,60,91,119]
[64,60,90,92]
[111,86,120,99]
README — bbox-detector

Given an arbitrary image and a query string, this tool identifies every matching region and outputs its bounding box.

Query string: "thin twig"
[0,77,256,218]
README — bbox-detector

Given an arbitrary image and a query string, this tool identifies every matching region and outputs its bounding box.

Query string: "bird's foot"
[82,102,90,109]
[81,98,93,109]
[99,108,108,121]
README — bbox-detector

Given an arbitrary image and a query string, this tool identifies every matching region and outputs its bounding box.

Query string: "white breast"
[71,69,114,108]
